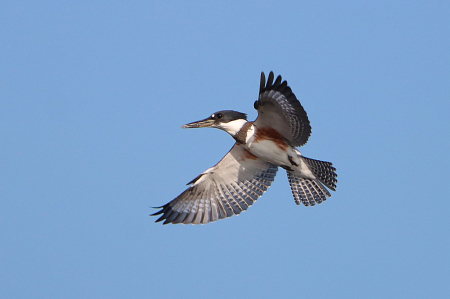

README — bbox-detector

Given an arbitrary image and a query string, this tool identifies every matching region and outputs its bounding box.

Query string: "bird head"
[182,110,247,136]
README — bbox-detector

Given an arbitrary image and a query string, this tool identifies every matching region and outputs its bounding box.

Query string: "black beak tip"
[181,124,196,129]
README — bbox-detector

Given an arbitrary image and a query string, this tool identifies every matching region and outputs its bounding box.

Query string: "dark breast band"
[233,121,253,144]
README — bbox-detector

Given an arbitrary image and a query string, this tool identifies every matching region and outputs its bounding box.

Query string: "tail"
[287,157,337,206]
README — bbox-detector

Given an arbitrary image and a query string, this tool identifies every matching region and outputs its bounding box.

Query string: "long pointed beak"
[182,117,215,129]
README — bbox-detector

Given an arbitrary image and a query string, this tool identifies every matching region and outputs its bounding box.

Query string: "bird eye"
[216,113,223,119]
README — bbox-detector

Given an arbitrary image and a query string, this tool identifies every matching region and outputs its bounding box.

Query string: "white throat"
[218,119,247,136]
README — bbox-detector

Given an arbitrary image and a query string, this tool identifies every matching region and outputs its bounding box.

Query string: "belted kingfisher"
[153,72,337,225]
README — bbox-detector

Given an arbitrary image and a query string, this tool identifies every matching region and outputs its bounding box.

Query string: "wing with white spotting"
[152,144,278,225]
[254,72,311,147]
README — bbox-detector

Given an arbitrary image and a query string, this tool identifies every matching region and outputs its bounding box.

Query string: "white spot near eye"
[211,114,215,118]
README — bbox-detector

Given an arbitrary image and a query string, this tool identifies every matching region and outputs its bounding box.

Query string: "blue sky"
[1,1,449,298]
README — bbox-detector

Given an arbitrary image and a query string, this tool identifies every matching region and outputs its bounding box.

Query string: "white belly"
[245,139,293,165]
[244,125,315,179]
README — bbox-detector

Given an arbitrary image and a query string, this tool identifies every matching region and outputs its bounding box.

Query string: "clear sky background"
[1,1,449,298]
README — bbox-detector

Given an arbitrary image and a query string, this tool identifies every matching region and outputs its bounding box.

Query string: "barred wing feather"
[254,72,311,147]
[152,144,278,225]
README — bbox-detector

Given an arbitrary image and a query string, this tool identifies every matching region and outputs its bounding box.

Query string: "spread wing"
[254,72,311,147]
[152,144,278,225]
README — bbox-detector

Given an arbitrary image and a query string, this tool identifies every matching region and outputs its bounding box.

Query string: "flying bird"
[152,72,337,225]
